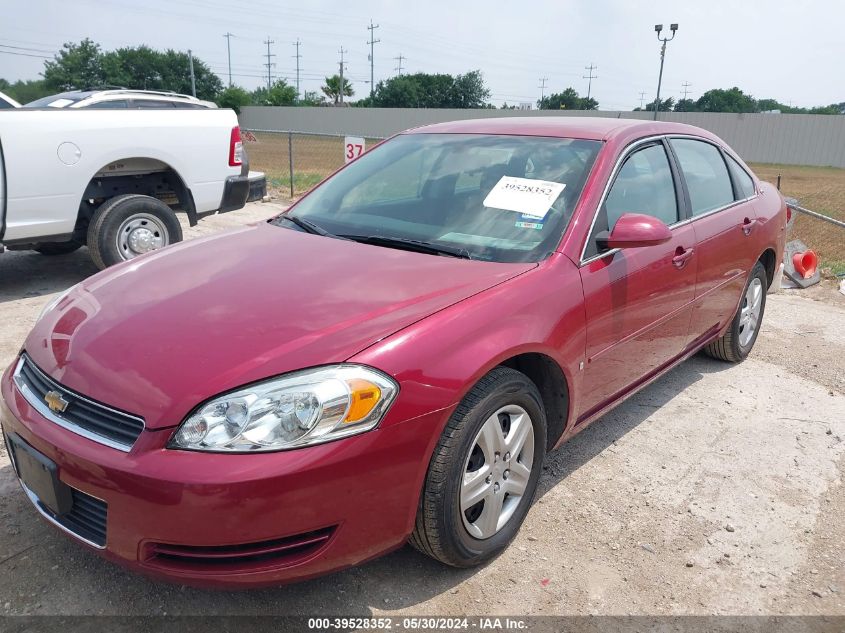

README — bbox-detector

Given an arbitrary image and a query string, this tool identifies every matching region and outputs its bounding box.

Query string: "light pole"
[653,23,678,121]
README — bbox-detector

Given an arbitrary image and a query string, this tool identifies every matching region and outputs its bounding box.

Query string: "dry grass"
[245,134,845,269]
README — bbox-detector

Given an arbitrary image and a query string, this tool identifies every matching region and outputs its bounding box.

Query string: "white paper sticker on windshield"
[483,176,565,219]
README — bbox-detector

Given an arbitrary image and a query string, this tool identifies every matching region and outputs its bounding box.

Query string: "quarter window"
[671,139,734,215]
[586,143,678,258]
[725,154,756,199]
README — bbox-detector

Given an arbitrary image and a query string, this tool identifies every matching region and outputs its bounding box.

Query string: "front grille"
[14,354,145,451]
[145,526,336,572]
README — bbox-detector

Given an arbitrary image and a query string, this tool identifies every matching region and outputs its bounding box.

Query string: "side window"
[725,154,756,199]
[671,139,734,215]
[82,100,129,109]
[585,143,678,258]
[130,100,176,108]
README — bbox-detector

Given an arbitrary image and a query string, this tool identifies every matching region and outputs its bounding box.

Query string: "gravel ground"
[0,202,843,616]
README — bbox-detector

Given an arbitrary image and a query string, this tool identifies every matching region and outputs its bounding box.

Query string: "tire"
[86,194,182,269]
[703,261,768,363]
[33,240,84,256]
[410,367,547,568]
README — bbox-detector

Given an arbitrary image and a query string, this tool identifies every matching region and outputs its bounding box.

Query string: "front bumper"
[0,364,444,587]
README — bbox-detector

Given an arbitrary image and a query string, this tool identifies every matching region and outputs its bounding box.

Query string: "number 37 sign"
[344,136,365,163]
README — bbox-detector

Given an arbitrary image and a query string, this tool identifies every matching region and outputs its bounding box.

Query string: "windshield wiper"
[277,214,343,239]
[340,235,472,259]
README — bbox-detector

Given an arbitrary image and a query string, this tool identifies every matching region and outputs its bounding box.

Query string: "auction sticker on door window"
[483,176,565,218]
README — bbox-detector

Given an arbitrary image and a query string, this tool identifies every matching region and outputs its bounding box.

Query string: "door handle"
[672,246,694,269]
[742,217,758,235]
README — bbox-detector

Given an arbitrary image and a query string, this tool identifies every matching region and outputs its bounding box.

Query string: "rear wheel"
[410,367,546,567]
[703,261,767,362]
[86,194,182,269]
[33,240,84,256]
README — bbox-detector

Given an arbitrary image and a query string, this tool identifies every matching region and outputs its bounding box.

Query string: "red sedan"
[1,118,786,587]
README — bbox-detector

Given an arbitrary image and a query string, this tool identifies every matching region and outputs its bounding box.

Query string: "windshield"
[283,133,601,263]
[24,92,95,108]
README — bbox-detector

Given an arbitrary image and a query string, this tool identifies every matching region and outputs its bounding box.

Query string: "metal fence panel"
[240,107,845,168]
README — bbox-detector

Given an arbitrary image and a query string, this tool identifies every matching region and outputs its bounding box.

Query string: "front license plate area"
[8,434,72,516]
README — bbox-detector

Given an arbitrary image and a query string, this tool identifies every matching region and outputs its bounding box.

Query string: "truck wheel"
[410,367,546,568]
[87,194,182,269]
[34,240,84,256]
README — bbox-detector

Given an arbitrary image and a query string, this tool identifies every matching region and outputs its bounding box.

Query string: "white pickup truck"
[0,108,253,268]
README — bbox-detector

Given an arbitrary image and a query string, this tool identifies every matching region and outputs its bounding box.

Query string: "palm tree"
[321,74,354,105]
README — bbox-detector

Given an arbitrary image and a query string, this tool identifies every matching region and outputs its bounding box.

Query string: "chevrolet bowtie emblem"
[44,390,69,413]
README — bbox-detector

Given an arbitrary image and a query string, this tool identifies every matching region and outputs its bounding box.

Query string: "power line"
[263,37,276,90]
[0,49,51,59]
[681,81,692,100]
[366,19,380,100]
[292,38,302,100]
[223,32,234,86]
[583,64,597,100]
[538,77,548,102]
[394,53,405,76]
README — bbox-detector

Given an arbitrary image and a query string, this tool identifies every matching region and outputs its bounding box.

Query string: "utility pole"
[681,81,692,100]
[338,47,348,105]
[652,23,678,120]
[538,77,548,103]
[367,20,380,100]
[292,39,302,101]
[582,64,597,100]
[638,91,646,109]
[263,37,276,90]
[394,53,405,76]
[188,49,196,97]
[223,32,234,87]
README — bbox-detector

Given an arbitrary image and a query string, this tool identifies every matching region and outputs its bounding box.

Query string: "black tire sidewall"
[731,262,768,359]
[89,195,182,268]
[441,374,546,565]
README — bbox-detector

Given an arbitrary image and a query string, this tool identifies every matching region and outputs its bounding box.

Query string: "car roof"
[406,116,720,144]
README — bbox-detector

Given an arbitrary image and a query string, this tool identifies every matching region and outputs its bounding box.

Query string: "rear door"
[577,138,697,420]
[668,137,759,341]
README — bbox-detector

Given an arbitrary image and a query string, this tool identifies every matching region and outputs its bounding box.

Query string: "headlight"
[169,365,398,452]
[38,284,78,321]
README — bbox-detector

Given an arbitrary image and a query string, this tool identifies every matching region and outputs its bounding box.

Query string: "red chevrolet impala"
[1,118,785,587]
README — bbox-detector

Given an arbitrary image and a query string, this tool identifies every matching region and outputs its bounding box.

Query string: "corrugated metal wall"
[239,107,845,168]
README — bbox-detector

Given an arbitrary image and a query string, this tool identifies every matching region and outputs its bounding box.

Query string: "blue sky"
[1,0,841,109]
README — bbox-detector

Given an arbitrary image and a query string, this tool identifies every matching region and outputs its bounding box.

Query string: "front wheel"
[703,261,768,362]
[410,367,546,568]
[86,194,182,269]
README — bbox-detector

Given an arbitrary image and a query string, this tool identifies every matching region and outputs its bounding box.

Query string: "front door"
[577,140,697,420]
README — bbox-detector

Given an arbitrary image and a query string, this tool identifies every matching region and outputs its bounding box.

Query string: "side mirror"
[595,213,672,250]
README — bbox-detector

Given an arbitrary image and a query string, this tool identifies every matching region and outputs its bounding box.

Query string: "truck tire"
[34,240,84,256]
[87,194,182,269]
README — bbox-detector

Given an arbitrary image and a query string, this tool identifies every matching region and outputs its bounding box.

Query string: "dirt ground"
[0,202,843,617]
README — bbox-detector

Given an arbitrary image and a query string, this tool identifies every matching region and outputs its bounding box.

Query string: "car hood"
[24,223,534,429]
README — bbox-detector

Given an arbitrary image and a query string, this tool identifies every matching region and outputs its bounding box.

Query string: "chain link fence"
[243,130,385,198]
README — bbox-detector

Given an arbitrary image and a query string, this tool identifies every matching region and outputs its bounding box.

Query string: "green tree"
[538,87,597,110]
[299,90,325,106]
[99,47,221,100]
[216,86,251,113]
[695,87,756,113]
[321,74,354,105]
[369,70,490,108]
[645,96,675,112]
[43,38,104,91]
[263,79,297,105]
[673,98,698,112]
[0,78,51,103]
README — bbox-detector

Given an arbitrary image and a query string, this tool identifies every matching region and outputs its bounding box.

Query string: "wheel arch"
[76,157,196,232]
[497,352,571,452]
[758,247,777,289]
